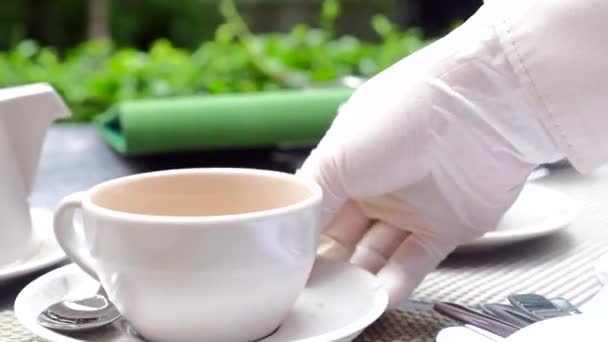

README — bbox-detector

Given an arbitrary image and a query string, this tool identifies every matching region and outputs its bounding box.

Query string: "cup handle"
[53,192,99,281]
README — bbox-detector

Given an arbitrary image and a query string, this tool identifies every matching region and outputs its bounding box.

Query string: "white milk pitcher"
[0,83,70,266]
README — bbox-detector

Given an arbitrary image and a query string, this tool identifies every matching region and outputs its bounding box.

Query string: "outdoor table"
[1,124,607,341]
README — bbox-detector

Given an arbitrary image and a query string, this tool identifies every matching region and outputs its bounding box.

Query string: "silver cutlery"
[433,302,520,338]
[480,303,537,328]
[434,294,582,338]
[508,293,578,321]
[549,297,583,315]
[38,286,121,332]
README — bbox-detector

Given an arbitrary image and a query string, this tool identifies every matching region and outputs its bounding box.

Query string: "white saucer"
[0,207,66,281]
[15,258,388,342]
[505,314,608,342]
[457,184,578,252]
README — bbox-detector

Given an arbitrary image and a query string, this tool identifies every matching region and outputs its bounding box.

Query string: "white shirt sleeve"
[484,0,608,173]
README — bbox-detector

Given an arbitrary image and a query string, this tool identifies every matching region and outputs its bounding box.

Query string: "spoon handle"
[480,303,537,328]
[434,302,520,338]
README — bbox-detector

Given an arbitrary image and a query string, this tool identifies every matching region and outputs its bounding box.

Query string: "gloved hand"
[297,6,564,309]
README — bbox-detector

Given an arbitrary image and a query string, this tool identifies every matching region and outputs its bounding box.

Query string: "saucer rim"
[0,207,67,280]
[15,259,388,342]
[456,183,578,252]
[277,258,388,342]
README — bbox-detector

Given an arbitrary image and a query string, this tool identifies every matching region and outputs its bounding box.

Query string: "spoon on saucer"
[38,286,121,332]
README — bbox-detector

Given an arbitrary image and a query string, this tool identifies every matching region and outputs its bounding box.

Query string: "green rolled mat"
[96,88,354,156]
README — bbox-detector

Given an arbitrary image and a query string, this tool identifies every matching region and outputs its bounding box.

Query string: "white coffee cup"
[53,168,322,342]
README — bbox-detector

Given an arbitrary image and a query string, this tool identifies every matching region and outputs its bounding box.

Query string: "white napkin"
[436,252,608,342]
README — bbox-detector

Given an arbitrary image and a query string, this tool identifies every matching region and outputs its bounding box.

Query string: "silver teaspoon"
[38,286,121,332]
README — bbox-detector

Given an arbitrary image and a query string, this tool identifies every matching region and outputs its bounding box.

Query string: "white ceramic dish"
[0,207,66,282]
[15,257,388,342]
[505,314,607,342]
[457,184,578,252]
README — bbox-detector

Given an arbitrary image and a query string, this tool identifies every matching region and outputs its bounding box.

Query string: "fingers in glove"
[317,201,370,262]
[350,222,409,274]
[377,235,455,309]
[297,148,349,227]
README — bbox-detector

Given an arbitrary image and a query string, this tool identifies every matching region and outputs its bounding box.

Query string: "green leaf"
[15,40,39,59]
[320,0,340,38]
[321,0,340,23]
[371,14,394,40]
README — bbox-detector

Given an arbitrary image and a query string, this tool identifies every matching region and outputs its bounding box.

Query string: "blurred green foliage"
[0,0,410,51]
[0,0,433,122]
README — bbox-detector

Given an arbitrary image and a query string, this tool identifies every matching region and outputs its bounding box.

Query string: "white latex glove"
[297,6,564,309]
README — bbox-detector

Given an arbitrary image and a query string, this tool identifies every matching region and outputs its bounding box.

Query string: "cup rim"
[80,168,323,224]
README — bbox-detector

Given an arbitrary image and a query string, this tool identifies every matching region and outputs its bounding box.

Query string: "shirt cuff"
[486,0,608,173]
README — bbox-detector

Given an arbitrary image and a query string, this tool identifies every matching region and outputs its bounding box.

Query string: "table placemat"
[413,241,607,308]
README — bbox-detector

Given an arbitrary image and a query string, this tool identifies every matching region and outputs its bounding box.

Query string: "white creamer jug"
[0,83,70,266]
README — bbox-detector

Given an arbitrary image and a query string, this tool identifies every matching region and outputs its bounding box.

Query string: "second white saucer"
[0,207,66,282]
[457,184,578,252]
